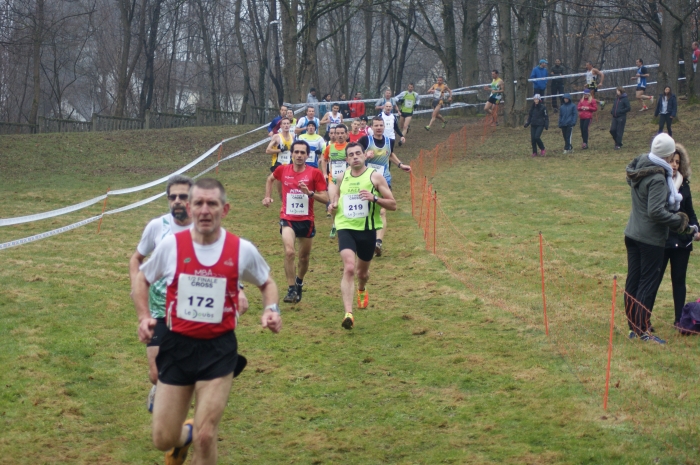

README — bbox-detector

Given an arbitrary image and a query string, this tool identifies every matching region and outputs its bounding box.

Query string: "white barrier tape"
[0,196,107,227]
[0,135,277,249]
[529,77,685,100]
[1,120,278,226]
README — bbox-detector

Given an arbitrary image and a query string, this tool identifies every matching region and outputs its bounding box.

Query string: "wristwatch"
[308,191,315,198]
[373,195,378,203]
[264,303,281,314]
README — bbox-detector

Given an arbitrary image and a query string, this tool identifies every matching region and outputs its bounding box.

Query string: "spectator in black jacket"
[338,93,351,119]
[654,86,678,137]
[524,94,549,157]
[610,86,631,150]
[649,144,699,325]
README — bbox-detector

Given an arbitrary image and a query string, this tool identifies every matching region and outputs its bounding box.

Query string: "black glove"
[675,212,690,234]
[545,126,549,131]
[524,123,530,128]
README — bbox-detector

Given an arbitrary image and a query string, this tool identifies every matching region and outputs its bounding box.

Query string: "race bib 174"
[286,193,309,215]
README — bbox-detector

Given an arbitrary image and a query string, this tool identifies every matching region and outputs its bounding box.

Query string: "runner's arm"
[265,135,280,154]
[394,116,404,139]
[319,112,330,125]
[389,152,411,172]
[129,251,146,292]
[259,276,281,333]
[133,271,156,343]
[596,69,604,86]
[369,172,396,211]
[263,172,276,206]
[328,171,345,210]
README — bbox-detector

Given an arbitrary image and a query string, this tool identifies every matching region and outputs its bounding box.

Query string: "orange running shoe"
[165,419,194,465]
[357,288,369,309]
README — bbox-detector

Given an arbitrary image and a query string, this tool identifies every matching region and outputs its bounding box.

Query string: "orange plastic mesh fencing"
[408,120,700,460]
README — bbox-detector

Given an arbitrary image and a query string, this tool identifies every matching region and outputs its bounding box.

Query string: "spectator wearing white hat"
[524,94,549,157]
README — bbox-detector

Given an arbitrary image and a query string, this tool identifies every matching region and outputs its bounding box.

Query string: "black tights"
[530,125,545,153]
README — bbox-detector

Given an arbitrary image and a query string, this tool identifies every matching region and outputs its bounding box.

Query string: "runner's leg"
[296,237,313,281]
[402,115,412,134]
[152,382,195,450]
[147,347,159,385]
[191,374,234,465]
[376,208,387,242]
[281,226,297,287]
[340,248,357,314]
[356,258,371,293]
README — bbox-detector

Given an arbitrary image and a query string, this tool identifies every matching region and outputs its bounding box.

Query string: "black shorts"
[487,96,500,104]
[156,330,241,386]
[147,318,168,348]
[400,111,413,118]
[270,162,281,173]
[636,86,646,91]
[280,219,316,238]
[338,229,377,262]
[585,83,597,91]
[431,99,442,109]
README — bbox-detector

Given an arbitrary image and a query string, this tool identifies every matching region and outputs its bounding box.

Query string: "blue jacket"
[558,94,578,127]
[530,66,548,91]
[654,94,677,118]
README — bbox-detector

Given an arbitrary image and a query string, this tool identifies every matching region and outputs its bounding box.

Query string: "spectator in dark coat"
[624,133,690,344]
[337,93,351,119]
[610,86,631,150]
[557,93,578,153]
[649,144,699,325]
[654,86,678,137]
[524,94,549,157]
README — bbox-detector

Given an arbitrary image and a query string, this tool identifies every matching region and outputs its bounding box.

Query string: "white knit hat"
[651,133,676,159]
[533,94,541,100]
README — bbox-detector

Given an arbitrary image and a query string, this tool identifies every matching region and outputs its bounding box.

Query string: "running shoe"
[329,225,336,238]
[374,241,383,257]
[165,419,194,465]
[640,107,648,112]
[540,149,546,157]
[424,126,430,131]
[582,143,588,149]
[441,121,447,129]
[357,288,369,309]
[283,286,298,303]
[614,146,621,150]
[628,331,637,340]
[326,212,332,219]
[531,153,537,157]
[640,333,666,345]
[147,384,156,413]
[341,312,354,330]
[599,100,606,108]
[406,125,411,134]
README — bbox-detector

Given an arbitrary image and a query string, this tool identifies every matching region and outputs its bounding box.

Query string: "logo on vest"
[184,258,191,263]
[194,269,214,277]
[224,258,234,267]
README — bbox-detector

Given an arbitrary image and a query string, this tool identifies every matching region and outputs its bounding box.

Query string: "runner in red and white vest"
[263,140,329,304]
[133,178,281,465]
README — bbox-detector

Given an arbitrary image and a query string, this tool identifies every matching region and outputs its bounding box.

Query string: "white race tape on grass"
[0,135,274,249]
[1,122,272,227]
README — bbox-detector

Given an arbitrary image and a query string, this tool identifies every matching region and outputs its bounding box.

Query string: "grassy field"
[2,104,700,464]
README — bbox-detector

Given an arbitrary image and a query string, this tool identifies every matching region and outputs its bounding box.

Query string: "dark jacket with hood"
[558,94,578,127]
[625,153,688,247]
[525,102,548,129]
[611,93,631,117]
[665,144,698,249]
[654,93,677,118]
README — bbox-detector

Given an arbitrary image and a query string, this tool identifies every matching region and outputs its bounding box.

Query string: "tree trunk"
[363,0,372,93]
[281,0,299,101]
[461,0,479,86]
[270,0,284,105]
[195,0,220,110]
[234,0,250,119]
[395,2,415,91]
[164,6,179,111]
[497,1,516,126]
[29,0,45,127]
[512,0,544,125]
[683,16,699,102]
[138,0,163,118]
[441,0,459,87]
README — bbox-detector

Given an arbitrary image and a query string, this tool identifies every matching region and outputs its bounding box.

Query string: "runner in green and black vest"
[396,83,420,136]
[328,142,396,330]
